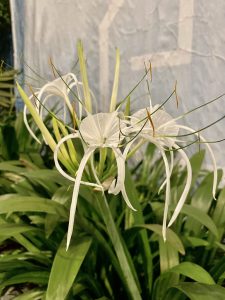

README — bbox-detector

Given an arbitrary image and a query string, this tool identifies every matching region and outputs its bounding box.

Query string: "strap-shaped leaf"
[77,40,92,112]
[16,82,56,151]
[166,282,225,300]
[110,48,120,112]
[0,194,68,218]
[168,262,215,284]
[46,235,92,300]
[136,224,185,255]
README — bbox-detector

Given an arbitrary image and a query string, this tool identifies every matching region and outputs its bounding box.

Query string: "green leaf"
[185,170,222,235]
[110,48,120,112]
[52,186,72,205]
[166,282,225,300]
[124,168,153,293]
[77,40,92,112]
[137,224,185,255]
[0,251,51,265]
[0,271,49,292]
[159,237,179,273]
[46,235,92,300]
[95,193,142,300]
[210,256,225,281]
[186,236,209,247]
[0,161,25,173]
[0,223,38,237]
[16,82,56,151]
[189,150,205,185]
[168,262,215,284]
[24,169,69,185]
[212,187,225,240]
[181,204,219,238]
[14,291,44,300]
[0,194,68,218]
[152,273,180,300]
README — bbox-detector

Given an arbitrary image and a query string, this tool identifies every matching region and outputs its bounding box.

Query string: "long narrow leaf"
[137,224,185,255]
[168,262,215,284]
[166,282,225,300]
[0,194,68,218]
[125,168,153,293]
[110,48,120,112]
[77,40,92,112]
[95,193,142,300]
[16,82,56,151]
[14,291,44,300]
[46,235,92,300]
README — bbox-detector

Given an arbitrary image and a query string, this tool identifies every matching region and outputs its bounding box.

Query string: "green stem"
[98,148,107,178]
[77,216,125,284]
[94,192,142,300]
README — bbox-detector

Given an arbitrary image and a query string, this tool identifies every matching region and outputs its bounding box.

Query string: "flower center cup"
[130,105,179,148]
[79,111,124,147]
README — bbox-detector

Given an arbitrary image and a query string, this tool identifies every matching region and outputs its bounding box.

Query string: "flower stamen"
[146,108,155,137]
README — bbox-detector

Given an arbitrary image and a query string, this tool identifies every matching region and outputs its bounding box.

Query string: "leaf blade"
[46,235,92,300]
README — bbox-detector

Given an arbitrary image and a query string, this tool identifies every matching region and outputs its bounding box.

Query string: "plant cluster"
[0,41,225,299]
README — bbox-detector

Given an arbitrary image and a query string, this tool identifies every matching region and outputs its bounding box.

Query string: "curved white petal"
[67,147,95,249]
[141,138,171,241]
[109,139,137,195]
[54,133,102,190]
[167,144,192,227]
[37,79,74,116]
[90,154,104,194]
[178,125,217,199]
[66,73,79,85]
[23,102,41,144]
[109,147,137,211]
[158,146,171,241]
[159,150,174,193]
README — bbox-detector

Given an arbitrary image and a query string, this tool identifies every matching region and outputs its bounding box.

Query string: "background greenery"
[1,112,225,299]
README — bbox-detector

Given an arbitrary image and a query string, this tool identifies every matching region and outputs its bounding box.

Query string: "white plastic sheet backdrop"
[10,0,225,171]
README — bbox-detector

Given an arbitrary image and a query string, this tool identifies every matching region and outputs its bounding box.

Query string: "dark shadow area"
[0,0,13,66]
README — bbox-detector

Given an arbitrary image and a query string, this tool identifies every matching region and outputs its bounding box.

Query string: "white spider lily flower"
[54,111,136,249]
[127,105,193,240]
[37,73,82,118]
[23,73,82,144]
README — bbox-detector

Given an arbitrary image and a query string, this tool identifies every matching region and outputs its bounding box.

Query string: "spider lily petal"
[108,138,136,196]
[23,73,82,145]
[37,73,79,115]
[79,111,123,147]
[140,138,171,240]
[109,147,137,211]
[80,112,135,210]
[130,105,179,147]
[177,125,217,199]
[23,99,41,144]
[67,147,96,249]
[167,145,192,227]
[159,150,174,193]
[54,111,133,248]
[156,144,171,241]
[127,105,194,238]
[54,133,103,190]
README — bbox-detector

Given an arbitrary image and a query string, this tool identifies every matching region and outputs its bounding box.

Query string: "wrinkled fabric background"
[10,0,225,170]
